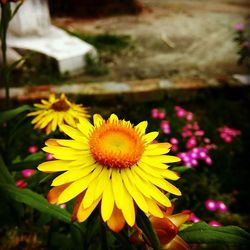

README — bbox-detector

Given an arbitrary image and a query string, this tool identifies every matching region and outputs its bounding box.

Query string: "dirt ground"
[53,0,250,84]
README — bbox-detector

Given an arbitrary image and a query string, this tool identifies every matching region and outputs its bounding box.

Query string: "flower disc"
[89,122,144,168]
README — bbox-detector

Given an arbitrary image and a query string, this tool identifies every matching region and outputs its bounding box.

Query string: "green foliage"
[0,105,32,124]
[180,222,250,248]
[85,53,110,76]
[68,31,131,53]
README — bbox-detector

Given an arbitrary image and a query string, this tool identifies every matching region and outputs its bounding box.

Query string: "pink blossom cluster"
[151,108,166,119]
[151,106,216,168]
[205,199,228,213]
[218,126,241,143]
[177,147,212,167]
[151,108,170,134]
[175,106,193,121]
[181,122,204,139]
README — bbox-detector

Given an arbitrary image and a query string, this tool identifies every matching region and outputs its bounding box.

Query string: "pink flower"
[171,145,178,152]
[158,111,166,119]
[234,23,245,31]
[216,201,228,213]
[46,153,54,160]
[186,137,197,149]
[208,220,222,227]
[218,126,241,143]
[175,106,187,118]
[186,112,193,121]
[189,212,201,223]
[27,145,38,154]
[21,169,36,178]
[205,200,217,212]
[160,120,171,134]
[16,179,27,189]
[151,108,160,119]
[170,137,179,145]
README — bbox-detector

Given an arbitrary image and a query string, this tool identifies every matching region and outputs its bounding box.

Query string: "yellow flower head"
[38,114,181,232]
[28,93,89,135]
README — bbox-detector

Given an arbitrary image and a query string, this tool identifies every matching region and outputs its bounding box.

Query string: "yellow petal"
[107,206,126,233]
[93,114,104,127]
[133,167,171,207]
[144,145,171,155]
[137,162,180,181]
[135,121,148,135]
[94,168,111,200]
[68,156,95,167]
[51,113,58,132]
[101,180,114,222]
[133,166,181,196]
[42,145,83,156]
[129,167,152,198]
[108,114,118,123]
[51,164,96,186]
[145,197,164,218]
[56,139,89,150]
[77,118,94,137]
[77,196,101,223]
[58,164,102,203]
[47,183,70,204]
[111,169,125,209]
[60,124,86,142]
[64,113,76,127]
[38,160,72,172]
[121,186,135,227]
[121,169,148,214]
[143,132,159,144]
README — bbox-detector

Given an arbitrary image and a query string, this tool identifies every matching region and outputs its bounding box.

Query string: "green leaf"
[11,152,45,171]
[179,222,250,247]
[136,209,161,250]
[0,183,71,224]
[0,154,15,184]
[0,105,32,125]
[172,166,194,173]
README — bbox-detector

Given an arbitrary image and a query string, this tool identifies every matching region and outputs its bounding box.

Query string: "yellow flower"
[38,114,181,232]
[28,93,89,135]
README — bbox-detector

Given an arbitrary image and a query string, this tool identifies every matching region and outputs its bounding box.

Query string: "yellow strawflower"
[28,93,89,135]
[38,114,181,232]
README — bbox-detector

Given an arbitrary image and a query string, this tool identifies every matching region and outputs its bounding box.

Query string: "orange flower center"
[89,122,145,168]
[51,99,70,111]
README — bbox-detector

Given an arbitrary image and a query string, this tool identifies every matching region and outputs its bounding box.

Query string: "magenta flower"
[151,108,160,119]
[186,137,197,149]
[46,153,54,160]
[218,126,241,143]
[208,221,222,227]
[205,200,218,212]
[189,212,201,223]
[216,201,228,213]
[16,179,27,189]
[160,120,171,134]
[175,106,187,118]
[170,137,179,145]
[234,23,245,31]
[27,145,38,154]
[158,111,166,119]
[21,169,36,178]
